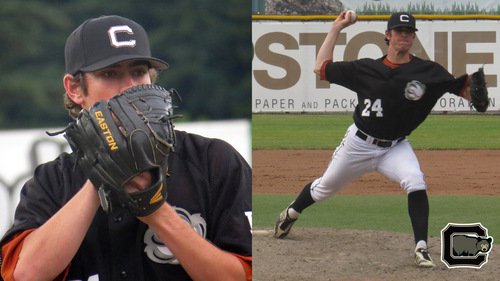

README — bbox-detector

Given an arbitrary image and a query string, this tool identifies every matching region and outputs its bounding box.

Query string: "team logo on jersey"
[404,80,426,101]
[441,222,494,269]
[143,207,207,264]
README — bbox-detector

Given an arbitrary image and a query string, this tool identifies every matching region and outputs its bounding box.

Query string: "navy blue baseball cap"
[65,15,168,75]
[387,12,418,31]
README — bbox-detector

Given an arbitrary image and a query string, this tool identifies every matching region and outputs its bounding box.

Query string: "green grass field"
[252,113,500,243]
[252,114,500,149]
[253,194,500,242]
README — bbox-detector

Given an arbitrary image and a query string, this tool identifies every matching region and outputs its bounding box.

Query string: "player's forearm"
[13,180,99,281]
[314,25,342,74]
[141,203,247,281]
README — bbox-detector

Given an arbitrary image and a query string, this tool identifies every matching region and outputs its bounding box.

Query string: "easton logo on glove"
[150,183,165,205]
[94,110,119,151]
[61,84,178,216]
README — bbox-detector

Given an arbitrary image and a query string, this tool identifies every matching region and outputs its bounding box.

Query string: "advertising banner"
[252,20,500,112]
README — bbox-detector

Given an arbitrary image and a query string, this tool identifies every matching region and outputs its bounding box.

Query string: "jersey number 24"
[361,98,383,117]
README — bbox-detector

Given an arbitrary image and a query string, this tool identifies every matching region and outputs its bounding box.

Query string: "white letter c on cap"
[400,15,410,22]
[108,25,136,48]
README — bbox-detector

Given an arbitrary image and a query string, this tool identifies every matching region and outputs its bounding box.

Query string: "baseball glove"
[64,84,176,216]
[470,67,489,112]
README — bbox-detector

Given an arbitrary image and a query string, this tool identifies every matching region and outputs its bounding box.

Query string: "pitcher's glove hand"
[64,84,176,216]
[470,67,489,112]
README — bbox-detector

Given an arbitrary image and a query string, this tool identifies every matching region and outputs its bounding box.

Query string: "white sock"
[287,207,300,219]
[416,240,427,250]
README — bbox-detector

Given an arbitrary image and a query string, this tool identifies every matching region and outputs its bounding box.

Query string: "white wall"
[0,120,251,237]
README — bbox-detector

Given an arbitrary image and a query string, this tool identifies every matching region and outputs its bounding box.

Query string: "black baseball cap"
[65,15,168,75]
[387,12,418,31]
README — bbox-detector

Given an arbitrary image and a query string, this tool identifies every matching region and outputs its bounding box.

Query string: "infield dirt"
[253,149,500,281]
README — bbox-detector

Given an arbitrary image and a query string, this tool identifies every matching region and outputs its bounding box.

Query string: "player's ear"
[385,30,391,41]
[64,73,85,105]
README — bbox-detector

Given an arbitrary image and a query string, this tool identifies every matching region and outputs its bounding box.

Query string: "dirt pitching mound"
[253,228,500,281]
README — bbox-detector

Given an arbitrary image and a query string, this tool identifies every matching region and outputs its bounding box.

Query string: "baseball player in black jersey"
[0,16,252,281]
[274,12,485,268]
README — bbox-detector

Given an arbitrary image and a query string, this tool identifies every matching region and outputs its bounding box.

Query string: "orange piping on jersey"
[1,229,69,281]
[320,60,330,81]
[1,229,35,281]
[383,58,399,69]
[383,55,414,69]
[232,254,252,281]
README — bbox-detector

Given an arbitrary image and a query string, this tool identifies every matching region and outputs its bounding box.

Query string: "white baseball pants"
[310,124,426,202]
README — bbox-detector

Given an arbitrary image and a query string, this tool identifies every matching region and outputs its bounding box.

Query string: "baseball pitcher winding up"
[274,11,489,268]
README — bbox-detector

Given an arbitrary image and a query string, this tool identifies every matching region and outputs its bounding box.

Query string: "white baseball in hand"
[346,10,357,23]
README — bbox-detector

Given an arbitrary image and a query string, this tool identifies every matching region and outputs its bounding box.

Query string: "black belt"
[355,130,404,148]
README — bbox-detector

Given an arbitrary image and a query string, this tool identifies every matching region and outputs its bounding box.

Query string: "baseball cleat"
[273,206,297,239]
[415,247,436,268]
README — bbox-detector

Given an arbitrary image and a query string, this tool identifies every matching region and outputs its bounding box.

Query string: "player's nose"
[120,74,139,92]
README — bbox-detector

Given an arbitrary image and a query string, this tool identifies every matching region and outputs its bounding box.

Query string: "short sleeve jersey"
[0,130,252,281]
[323,56,468,140]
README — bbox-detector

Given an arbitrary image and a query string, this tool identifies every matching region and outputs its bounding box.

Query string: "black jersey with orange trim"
[322,56,468,140]
[0,130,252,281]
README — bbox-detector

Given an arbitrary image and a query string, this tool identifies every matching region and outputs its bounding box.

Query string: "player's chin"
[399,40,412,47]
[395,43,412,52]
